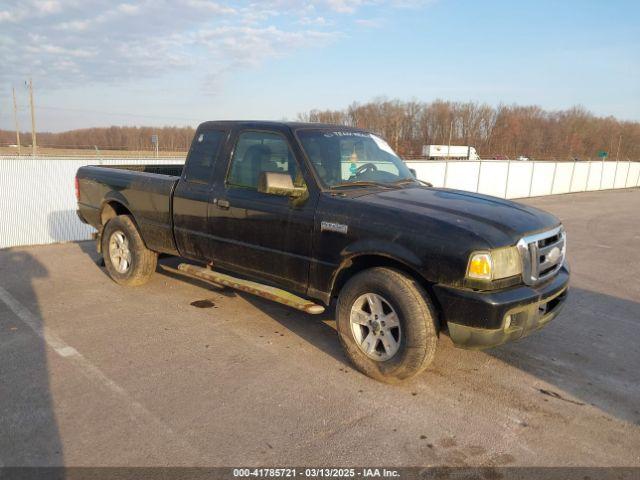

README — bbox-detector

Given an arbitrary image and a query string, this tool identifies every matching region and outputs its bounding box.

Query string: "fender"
[341,238,424,270]
[102,191,132,213]
[99,192,137,228]
[324,238,429,301]
[95,196,137,253]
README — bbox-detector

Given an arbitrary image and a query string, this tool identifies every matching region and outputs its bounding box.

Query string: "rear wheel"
[101,215,157,286]
[336,267,438,383]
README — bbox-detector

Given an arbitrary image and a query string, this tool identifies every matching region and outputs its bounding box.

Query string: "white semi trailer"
[422,145,480,160]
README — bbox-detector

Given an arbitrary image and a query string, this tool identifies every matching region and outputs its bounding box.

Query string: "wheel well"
[98,201,153,254]
[101,201,132,226]
[332,255,445,330]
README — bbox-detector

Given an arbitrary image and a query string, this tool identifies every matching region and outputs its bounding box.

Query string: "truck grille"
[517,226,566,286]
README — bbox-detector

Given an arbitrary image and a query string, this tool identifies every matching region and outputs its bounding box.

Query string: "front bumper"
[433,266,569,350]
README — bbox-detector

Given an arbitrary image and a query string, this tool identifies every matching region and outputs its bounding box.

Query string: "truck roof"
[197,120,370,133]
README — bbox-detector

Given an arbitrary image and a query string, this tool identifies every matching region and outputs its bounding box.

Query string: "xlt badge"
[321,221,348,235]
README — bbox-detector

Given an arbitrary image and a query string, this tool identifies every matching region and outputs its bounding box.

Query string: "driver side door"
[207,129,318,294]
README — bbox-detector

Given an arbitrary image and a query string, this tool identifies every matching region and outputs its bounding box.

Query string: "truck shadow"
[155,256,236,298]
[487,286,640,425]
[70,236,639,425]
[238,294,350,367]
[71,243,351,369]
[154,254,640,422]
[155,256,351,368]
[0,249,65,469]
[234,281,640,425]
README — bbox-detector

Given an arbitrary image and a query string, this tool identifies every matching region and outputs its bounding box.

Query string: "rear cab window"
[184,130,226,184]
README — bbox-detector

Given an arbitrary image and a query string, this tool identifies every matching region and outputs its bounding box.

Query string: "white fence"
[408,159,640,199]
[0,156,639,250]
[0,156,185,250]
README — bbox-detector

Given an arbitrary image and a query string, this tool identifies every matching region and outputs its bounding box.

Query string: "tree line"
[1,100,638,159]
[0,126,195,152]
[298,99,640,160]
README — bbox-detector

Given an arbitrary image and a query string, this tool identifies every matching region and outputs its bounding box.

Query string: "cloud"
[184,0,237,14]
[40,1,62,14]
[26,43,96,58]
[0,0,430,92]
[355,17,383,28]
[299,15,330,26]
[325,0,366,14]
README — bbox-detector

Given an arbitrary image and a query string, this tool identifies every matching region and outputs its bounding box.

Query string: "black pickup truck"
[76,121,569,382]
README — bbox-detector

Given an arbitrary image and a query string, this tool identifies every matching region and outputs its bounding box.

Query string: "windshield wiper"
[392,178,433,187]
[330,181,394,189]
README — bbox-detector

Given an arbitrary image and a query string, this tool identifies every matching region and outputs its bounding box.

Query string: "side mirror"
[408,168,417,178]
[258,172,306,198]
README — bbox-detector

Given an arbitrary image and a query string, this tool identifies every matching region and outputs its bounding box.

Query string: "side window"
[227,131,305,190]
[184,130,225,184]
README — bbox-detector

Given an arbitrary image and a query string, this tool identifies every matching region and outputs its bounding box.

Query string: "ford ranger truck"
[76,121,569,383]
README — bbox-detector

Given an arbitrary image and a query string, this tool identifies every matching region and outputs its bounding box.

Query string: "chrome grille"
[517,226,566,285]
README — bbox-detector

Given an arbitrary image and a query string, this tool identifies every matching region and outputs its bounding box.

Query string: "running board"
[177,263,325,315]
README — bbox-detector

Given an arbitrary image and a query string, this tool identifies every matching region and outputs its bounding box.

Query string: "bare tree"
[2,102,639,159]
[297,99,640,160]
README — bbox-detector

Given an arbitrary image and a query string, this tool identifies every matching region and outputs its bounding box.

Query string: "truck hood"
[356,186,560,247]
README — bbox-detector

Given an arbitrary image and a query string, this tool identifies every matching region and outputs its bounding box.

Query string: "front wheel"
[101,215,157,287]
[336,267,438,383]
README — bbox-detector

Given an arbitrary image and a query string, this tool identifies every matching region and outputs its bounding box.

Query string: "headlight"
[467,246,522,281]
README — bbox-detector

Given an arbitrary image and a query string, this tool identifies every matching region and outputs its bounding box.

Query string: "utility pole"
[12,87,21,156]
[28,78,37,156]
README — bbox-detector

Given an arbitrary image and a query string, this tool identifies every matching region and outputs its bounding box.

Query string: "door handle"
[216,198,230,209]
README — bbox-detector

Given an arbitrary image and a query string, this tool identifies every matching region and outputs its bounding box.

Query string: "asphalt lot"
[1,188,639,467]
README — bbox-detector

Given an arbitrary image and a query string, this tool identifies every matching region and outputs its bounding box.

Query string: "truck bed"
[76,164,184,255]
[96,164,185,177]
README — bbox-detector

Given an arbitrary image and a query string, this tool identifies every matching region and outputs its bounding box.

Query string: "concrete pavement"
[1,189,639,467]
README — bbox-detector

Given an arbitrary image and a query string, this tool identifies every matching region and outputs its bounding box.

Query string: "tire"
[101,215,157,287]
[336,267,438,383]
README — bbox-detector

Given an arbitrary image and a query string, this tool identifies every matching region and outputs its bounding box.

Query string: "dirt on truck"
[76,121,569,383]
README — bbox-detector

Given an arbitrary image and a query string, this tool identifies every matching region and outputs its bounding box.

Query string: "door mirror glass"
[258,172,306,197]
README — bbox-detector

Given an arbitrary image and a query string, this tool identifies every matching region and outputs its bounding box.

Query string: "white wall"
[408,159,640,200]
[0,157,639,250]
[0,156,184,249]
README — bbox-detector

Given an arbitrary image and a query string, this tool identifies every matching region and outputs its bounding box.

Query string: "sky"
[0,0,639,132]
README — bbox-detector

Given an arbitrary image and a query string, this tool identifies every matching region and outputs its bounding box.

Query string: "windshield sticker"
[325,131,370,138]
[370,134,396,155]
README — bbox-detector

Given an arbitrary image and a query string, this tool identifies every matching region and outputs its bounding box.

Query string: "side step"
[177,263,325,315]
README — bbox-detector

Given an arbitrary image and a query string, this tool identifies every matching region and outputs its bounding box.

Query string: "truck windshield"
[297,129,415,188]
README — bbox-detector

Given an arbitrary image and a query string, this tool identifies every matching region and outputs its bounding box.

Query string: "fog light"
[504,314,512,330]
